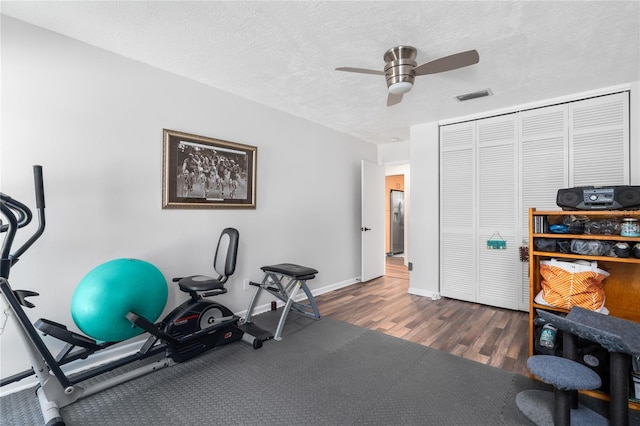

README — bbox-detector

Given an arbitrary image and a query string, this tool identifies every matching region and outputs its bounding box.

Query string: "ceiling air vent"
[455,88,492,102]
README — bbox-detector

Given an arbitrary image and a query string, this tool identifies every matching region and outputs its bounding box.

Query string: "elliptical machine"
[0,166,270,426]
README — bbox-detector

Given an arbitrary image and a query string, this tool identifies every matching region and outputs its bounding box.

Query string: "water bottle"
[539,324,557,349]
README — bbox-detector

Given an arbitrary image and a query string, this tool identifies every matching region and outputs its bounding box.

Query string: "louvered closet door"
[439,91,630,312]
[440,122,476,302]
[476,115,519,309]
[569,92,629,186]
[519,104,569,310]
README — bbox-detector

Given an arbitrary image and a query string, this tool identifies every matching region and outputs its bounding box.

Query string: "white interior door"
[569,91,629,186]
[361,160,385,282]
[440,122,476,302]
[476,115,519,310]
[520,103,568,311]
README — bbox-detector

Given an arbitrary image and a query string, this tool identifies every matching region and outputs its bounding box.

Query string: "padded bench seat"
[242,263,321,341]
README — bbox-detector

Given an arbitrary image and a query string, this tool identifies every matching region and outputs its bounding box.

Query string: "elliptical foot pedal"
[237,322,273,349]
[36,318,101,350]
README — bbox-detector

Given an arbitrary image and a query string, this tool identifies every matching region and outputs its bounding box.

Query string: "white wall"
[407,122,440,299]
[0,17,376,380]
[378,141,409,165]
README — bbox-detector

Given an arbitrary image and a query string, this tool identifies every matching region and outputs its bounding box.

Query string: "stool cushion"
[527,355,601,391]
[260,263,318,279]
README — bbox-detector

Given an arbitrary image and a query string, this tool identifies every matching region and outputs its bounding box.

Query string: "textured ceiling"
[2,1,639,145]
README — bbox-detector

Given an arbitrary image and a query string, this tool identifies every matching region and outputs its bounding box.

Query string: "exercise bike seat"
[176,275,226,294]
[173,227,239,299]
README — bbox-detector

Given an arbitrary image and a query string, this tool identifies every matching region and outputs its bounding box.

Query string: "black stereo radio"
[556,186,640,211]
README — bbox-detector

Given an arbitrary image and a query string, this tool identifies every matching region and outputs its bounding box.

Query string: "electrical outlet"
[243,279,250,291]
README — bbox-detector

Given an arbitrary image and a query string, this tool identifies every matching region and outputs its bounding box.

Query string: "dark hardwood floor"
[314,256,530,376]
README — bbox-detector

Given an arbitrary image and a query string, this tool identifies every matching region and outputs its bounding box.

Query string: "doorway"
[385,174,405,255]
[384,165,408,277]
[389,189,404,256]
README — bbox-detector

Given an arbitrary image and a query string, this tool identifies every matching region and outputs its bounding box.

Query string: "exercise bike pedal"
[126,311,179,346]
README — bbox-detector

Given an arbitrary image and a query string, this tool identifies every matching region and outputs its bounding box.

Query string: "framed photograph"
[162,129,257,209]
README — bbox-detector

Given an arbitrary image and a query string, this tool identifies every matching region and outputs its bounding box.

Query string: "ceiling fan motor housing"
[384,46,417,93]
[383,45,417,62]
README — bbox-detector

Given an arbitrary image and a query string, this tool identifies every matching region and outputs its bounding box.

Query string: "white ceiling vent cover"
[455,89,493,102]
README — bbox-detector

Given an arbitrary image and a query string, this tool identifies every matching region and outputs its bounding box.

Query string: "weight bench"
[241,263,321,341]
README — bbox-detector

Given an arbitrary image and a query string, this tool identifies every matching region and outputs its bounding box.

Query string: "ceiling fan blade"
[387,92,403,107]
[335,66,385,76]
[413,49,479,76]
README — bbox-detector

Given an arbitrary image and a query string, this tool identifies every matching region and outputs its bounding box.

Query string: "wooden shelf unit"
[528,208,640,409]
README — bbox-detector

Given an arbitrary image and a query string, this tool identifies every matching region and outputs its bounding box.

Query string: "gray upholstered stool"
[517,355,605,426]
[240,263,320,341]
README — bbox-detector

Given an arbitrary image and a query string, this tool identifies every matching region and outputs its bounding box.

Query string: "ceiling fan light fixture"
[388,81,413,95]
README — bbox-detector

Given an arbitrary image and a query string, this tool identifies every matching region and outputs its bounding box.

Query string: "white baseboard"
[408,287,441,300]
[312,277,360,296]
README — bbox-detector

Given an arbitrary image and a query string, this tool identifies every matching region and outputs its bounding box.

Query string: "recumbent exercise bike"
[0,165,271,426]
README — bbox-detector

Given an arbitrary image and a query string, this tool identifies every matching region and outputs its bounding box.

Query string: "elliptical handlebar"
[0,165,46,278]
[0,202,19,269]
[33,165,46,210]
[0,193,33,232]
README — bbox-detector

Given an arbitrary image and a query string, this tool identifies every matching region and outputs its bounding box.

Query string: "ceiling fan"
[335,46,479,106]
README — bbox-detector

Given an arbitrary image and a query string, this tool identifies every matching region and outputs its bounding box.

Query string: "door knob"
[361,227,371,231]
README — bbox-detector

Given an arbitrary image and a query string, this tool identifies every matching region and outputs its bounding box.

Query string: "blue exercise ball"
[71,258,167,342]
